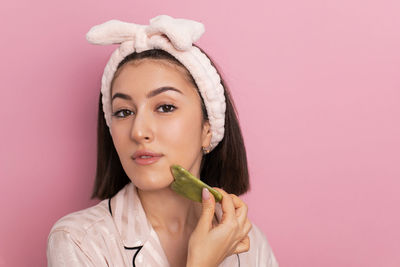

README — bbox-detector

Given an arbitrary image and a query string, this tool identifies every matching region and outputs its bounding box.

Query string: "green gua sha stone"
[170,164,223,203]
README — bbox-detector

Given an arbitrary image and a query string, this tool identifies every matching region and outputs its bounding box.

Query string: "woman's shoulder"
[244,222,279,267]
[46,199,126,266]
[249,222,272,247]
[48,199,110,242]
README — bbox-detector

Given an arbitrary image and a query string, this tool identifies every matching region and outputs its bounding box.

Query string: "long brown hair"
[92,47,250,199]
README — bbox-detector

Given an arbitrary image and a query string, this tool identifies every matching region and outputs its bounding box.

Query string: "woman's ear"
[201,120,212,148]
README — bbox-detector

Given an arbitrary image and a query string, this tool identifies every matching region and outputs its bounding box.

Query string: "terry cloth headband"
[86,15,226,151]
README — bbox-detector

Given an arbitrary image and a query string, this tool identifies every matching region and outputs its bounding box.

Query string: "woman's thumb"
[196,188,216,232]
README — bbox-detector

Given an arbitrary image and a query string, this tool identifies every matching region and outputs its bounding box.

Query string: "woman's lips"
[133,155,162,165]
[131,150,163,165]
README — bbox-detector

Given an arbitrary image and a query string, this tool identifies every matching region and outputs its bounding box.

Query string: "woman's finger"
[243,219,252,236]
[232,236,250,254]
[195,188,216,233]
[229,193,248,226]
[229,193,246,210]
[213,188,236,223]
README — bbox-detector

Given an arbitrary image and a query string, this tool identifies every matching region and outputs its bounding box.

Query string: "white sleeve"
[47,230,96,267]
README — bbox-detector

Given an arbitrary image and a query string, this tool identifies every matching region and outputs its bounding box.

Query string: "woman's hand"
[186,187,252,267]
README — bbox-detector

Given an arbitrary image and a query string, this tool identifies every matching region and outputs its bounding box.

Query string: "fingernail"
[202,188,210,201]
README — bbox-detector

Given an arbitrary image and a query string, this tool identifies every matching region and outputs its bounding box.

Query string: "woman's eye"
[112,109,133,118]
[157,104,176,113]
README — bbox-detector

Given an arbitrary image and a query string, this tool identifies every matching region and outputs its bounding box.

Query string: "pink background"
[1,0,399,266]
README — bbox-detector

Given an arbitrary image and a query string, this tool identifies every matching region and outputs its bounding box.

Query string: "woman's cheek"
[159,115,202,145]
[158,119,185,144]
[111,124,129,156]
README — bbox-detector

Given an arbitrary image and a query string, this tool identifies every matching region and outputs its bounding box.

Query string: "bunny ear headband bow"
[86,15,226,152]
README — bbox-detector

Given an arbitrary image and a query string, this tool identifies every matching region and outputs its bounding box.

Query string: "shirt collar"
[109,182,224,248]
[109,182,152,247]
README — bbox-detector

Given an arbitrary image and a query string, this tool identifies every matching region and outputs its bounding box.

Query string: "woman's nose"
[130,110,154,143]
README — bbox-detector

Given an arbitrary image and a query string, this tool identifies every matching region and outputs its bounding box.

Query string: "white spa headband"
[86,15,226,151]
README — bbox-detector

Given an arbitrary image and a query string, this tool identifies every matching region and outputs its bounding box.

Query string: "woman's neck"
[136,186,202,235]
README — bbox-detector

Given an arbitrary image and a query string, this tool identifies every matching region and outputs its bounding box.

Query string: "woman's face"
[110,59,211,191]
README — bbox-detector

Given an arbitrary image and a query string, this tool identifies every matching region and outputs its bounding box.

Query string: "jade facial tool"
[170,164,223,203]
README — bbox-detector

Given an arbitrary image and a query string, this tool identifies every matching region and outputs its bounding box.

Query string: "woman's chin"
[131,177,174,192]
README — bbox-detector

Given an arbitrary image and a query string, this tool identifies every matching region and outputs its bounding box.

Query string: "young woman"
[47,15,279,267]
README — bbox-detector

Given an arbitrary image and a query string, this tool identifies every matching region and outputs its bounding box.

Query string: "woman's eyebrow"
[146,86,183,98]
[112,86,183,103]
[112,93,131,102]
